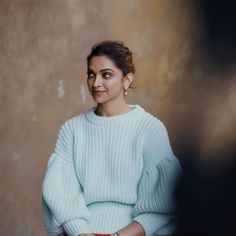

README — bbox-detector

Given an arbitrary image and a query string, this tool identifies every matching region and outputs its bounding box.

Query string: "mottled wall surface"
[1,0,236,235]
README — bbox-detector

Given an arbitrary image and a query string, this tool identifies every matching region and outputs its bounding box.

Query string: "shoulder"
[140,110,176,168]
[140,109,172,150]
[140,108,168,137]
[58,109,90,134]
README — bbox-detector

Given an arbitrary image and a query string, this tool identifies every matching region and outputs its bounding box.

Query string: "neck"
[96,99,131,117]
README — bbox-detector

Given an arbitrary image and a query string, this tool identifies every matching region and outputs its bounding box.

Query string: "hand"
[79,233,110,236]
[80,234,94,236]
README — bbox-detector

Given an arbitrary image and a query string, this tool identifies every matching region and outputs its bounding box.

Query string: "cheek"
[106,78,124,90]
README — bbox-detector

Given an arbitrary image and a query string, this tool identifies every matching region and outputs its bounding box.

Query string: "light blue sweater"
[42,105,181,236]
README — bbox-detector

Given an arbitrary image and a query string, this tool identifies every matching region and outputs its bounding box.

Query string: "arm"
[111,157,180,236]
[68,223,144,236]
[42,119,92,236]
[129,120,181,236]
[111,222,145,236]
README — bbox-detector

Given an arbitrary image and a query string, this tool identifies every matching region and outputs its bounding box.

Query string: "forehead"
[88,55,119,71]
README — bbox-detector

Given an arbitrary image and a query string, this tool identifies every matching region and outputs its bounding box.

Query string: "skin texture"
[79,221,145,236]
[66,55,144,236]
[87,55,134,117]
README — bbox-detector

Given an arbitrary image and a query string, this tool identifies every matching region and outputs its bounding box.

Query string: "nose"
[93,75,103,87]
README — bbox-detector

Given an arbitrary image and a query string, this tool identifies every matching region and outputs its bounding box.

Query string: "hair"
[87,40,135,76]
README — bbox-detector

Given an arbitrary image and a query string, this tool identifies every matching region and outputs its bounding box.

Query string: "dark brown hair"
[87,40,135,76]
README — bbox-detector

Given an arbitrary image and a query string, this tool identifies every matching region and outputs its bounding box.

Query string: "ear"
[124,73,134,90]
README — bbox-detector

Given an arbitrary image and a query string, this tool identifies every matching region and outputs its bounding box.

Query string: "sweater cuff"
[133,213,171,236]
[63,219,91,236]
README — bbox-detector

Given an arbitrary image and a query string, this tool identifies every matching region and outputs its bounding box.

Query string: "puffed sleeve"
[42,119,91,236]
[132,120,181,236]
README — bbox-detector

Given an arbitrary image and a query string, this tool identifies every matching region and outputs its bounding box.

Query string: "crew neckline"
[85,105,145,126]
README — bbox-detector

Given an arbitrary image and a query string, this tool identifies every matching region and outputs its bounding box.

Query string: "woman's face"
[87,55,126,105]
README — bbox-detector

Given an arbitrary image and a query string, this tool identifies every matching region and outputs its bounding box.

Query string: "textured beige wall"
[1,0,236,235]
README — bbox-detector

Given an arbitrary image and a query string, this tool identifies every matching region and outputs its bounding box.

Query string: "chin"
[94,98,113,105]
[93,98,107,104]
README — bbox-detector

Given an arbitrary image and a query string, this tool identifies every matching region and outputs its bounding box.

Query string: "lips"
[93,90,106,96]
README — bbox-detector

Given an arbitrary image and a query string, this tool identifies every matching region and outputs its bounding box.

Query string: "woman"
[42,40,181,236]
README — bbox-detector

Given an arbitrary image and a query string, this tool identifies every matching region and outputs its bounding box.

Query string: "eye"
[87,72,95,79]
[102,72,112,79]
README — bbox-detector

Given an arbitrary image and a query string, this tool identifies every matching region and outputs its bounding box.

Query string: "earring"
[124,89,128,96]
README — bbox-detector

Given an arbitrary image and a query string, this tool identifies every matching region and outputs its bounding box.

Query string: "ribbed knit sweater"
[42,105,181,236]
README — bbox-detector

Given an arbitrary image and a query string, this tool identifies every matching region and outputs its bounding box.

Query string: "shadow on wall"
[175,1,236,236]
[1,0,236,235]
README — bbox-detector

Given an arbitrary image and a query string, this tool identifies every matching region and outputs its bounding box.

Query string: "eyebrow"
[87,68,114,73]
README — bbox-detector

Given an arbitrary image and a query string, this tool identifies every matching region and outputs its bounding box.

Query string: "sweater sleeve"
[42,119,91,236]
[132,120,181,236]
